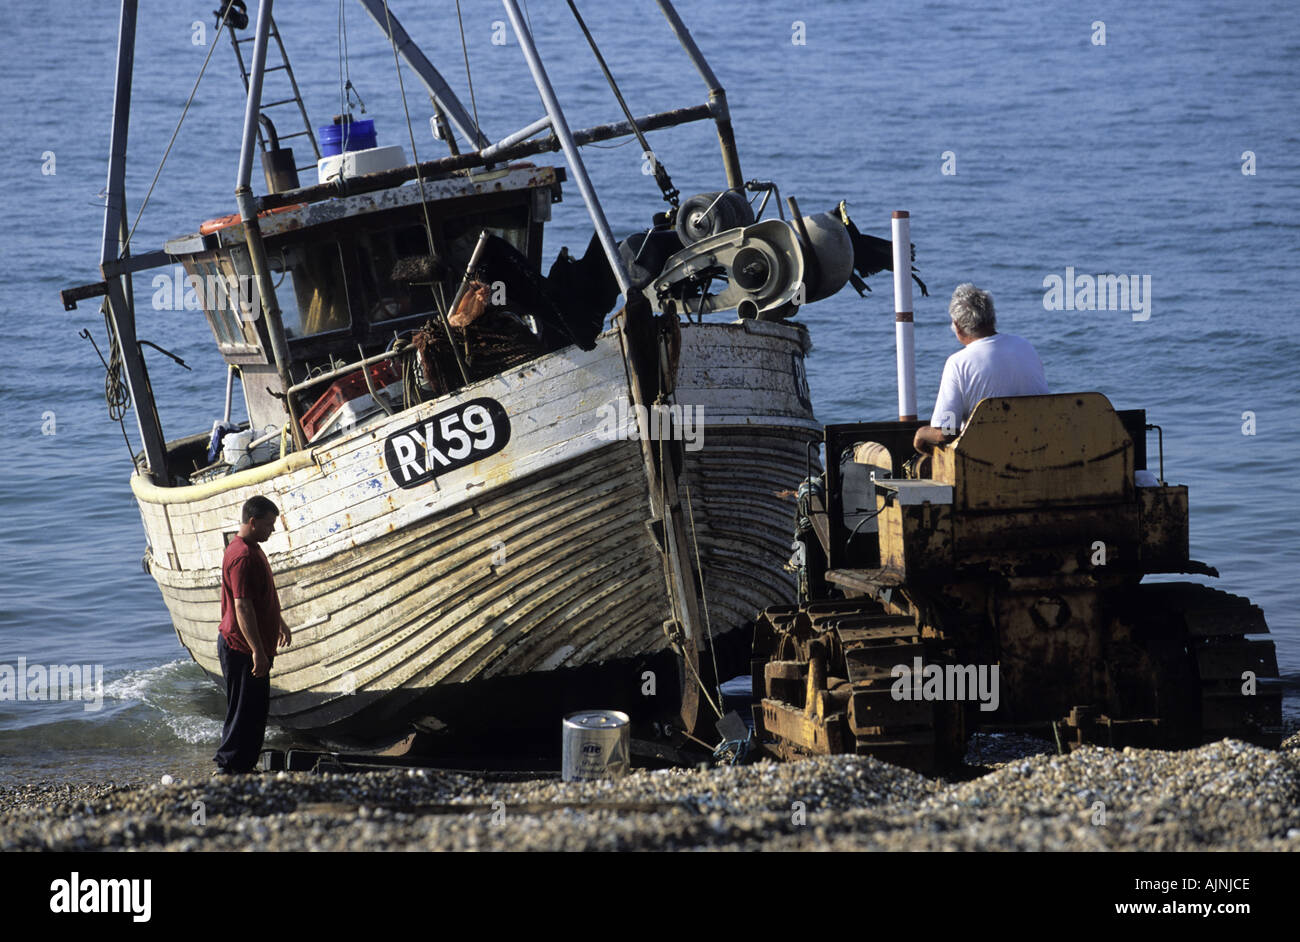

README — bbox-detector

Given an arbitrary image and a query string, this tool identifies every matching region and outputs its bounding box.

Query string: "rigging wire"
[454,0,483,146]
[338,0,346,118]
[80,319,139,473]
[658,407,722,722]
[565,0,679,208]
[686,484,725,716]
[122,2,234,253]
[338,0,365,118]
[381,0,469,386]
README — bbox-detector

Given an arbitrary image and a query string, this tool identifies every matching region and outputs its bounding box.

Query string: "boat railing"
[257,102,715,213]
[286,347,402,399]
[479,115,552,162]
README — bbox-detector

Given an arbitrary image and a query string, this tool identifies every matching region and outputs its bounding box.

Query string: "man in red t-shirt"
[213,495,292,774]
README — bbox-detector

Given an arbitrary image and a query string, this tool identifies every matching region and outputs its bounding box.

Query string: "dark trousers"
[214,634,271,773]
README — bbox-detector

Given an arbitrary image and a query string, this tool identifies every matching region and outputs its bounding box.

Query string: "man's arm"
[913,424,952,454]
[278,613,292,650]
[916,357,962,454]
[233,598,270,677]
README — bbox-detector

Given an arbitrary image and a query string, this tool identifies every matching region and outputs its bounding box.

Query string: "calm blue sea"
[1,0,1297,785]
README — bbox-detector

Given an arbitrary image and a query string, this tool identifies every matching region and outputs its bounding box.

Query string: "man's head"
[949,283,997,341]
[240,495,279,543]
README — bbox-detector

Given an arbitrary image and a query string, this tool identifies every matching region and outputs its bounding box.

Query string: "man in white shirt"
[913,283,1048,454]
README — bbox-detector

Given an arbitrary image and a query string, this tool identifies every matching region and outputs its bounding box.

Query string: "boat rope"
[337,0,350,118]
[357,344,395,416]
[337,0,347,117]
[123,2,235,254]
[565,0,679,208]
[381,0,470,387]
[680,632,722,720]
[677,726,720,752]
[685,484,724,716]
[713,729,755,766]
[385,333,422,411]
[98,310,131,423]
[454,0,483,147]
[79,320,139,473]
[403,345,423,410]
[337,0,365,118]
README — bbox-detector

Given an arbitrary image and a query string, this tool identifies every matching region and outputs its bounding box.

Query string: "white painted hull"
[135,319,817,734]
[675,319,820,640]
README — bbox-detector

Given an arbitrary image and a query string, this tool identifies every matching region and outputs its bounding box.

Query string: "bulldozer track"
[752,600,965,774]
[753,583,1283,772]
[1128,582,1283,747]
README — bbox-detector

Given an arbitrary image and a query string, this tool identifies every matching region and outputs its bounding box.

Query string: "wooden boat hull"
[676,319,820,642]
[136,319,817,737]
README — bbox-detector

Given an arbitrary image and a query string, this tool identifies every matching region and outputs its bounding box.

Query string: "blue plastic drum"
[319,118,377,156]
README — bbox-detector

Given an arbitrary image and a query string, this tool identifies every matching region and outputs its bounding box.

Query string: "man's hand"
[252,649,270,678]
[278,619,292,650]
[913,424,952,455]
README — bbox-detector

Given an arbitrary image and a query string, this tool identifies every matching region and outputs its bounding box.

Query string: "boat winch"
[647,212,852,320]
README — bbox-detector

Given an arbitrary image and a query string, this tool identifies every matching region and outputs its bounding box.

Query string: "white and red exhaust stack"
[892,211,917,422]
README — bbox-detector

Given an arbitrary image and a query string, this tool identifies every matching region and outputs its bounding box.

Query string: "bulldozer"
[752,392,1284,773]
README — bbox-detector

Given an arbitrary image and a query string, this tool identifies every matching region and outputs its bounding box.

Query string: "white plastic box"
[317,145,407,185]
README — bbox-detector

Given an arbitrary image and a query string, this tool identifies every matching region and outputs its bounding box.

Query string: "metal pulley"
[674,190,755,245]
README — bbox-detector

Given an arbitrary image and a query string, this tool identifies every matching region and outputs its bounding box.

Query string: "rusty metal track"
[1133,582,1284,747]
[751,601,965,774]
[752,581,1284,772]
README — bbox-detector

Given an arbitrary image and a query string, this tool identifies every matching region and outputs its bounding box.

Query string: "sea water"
[1,0,1296,784]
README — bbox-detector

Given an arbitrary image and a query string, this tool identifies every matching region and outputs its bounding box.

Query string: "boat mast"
[100,0,169,483]
[234,0,305,450]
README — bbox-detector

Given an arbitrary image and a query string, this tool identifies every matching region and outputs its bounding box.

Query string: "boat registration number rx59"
[384,399,511,488]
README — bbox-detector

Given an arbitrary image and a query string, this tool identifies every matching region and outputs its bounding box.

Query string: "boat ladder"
[225,12,320,178]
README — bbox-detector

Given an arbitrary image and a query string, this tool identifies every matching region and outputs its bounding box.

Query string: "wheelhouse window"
[347,207,532,330]
[181,252,261,357]
[353,225,439,325]
[443,207,530,263]
[272,242,351,338]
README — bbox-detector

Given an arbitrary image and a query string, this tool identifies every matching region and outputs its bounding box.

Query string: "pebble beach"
[5,733,1298,852]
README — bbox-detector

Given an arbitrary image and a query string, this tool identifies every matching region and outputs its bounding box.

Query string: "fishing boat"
[63,0,919,747]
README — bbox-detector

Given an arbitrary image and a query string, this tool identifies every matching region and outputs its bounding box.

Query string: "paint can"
[562,710,630,782]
